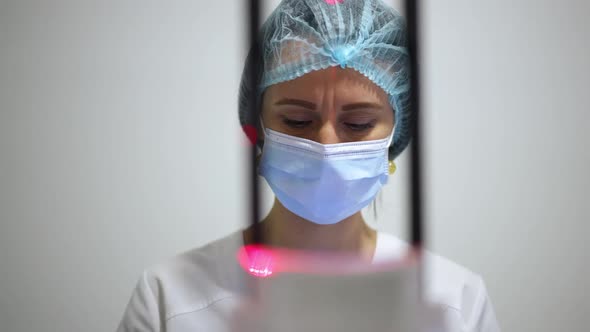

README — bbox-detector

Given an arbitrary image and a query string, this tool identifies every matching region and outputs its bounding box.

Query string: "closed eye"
[283,118,312,128]
[344,121,375,131]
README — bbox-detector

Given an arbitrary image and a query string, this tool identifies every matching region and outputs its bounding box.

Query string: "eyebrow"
[274,98,316,110]
[274,98,384,112]
[341,102,384,112]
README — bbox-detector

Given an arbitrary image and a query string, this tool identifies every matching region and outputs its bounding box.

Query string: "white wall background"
[0,0,588,331]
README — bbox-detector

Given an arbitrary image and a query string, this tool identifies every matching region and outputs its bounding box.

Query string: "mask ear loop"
[386,104,399,160]
[387,110,397,174]
[256,117,267,167]
[386,124,396,147]
[259,116,267,134]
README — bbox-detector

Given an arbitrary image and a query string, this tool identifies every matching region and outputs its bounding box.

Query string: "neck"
[244,199,377,261]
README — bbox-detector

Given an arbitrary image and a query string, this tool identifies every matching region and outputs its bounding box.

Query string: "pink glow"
[237,244,275,278]
[325,0,345,4]
[242,124,258,146]
[237,244,416,278]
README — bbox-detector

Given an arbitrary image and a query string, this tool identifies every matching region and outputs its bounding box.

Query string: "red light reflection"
[242,125,258,146]
[237,244,416,278]
[237,244,275,277]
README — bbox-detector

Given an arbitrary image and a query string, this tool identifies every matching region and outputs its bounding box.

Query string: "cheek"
[380,108,395,129]
[383,106,395,127]
[260,90,286,131]
[260,95,275,129]
[374,110,395,138]
[260,109,282,131]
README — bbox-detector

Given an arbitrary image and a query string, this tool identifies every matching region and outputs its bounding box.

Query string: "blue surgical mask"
[259,128,394,225]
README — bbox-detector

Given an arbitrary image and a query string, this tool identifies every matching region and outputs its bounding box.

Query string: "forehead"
[264,67,389,102]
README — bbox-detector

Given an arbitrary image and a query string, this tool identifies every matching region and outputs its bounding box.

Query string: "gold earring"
[388,160,397,175]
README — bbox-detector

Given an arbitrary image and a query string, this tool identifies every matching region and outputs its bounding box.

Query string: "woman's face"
[261,67,394,144]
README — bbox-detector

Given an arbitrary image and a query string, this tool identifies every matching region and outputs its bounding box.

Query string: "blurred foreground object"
[233,248,448,332]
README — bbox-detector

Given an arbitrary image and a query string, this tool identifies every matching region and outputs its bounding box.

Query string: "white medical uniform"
[117,231,500,332]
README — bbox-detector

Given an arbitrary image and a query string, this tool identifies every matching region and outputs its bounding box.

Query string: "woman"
[118,0,500,331]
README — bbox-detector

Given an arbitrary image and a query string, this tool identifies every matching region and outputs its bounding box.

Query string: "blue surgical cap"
[238,0,411,160]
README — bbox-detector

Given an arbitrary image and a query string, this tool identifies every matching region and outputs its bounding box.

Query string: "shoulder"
[376,232,500,331]
[425,252,500,331]
[117,231,246,331]
[148,231,246,316]
[423,251,484,312]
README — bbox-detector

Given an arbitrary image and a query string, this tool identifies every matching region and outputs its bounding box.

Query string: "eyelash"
[283,118,312,128]
[345,122,375,131]
[282,119,375,131]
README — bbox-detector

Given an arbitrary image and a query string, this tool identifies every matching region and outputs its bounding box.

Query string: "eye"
[344,121,376,131]
[283,118,312,128]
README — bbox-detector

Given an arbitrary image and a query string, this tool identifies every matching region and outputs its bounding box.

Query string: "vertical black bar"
[247,0,262,244]
[405,0,423,249]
